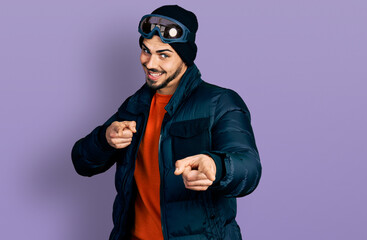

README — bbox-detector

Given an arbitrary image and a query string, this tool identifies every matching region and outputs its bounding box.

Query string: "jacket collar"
[125,64,202,116]
[165,64,202,116]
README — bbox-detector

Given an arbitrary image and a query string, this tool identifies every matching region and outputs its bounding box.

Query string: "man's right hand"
[105,121,137,149]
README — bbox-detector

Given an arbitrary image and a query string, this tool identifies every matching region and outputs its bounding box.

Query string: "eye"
[160,53,168,59]
[142,48,150,54]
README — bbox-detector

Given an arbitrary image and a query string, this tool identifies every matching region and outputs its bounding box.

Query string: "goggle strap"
[187,32,195,42]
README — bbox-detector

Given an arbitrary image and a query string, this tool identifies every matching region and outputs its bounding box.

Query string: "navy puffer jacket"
[72,65,261,240]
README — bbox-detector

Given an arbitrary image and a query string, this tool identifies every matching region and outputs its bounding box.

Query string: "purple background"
[1,0,366,239]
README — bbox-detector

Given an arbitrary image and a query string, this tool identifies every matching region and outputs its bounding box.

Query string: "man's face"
[140,35,187,95]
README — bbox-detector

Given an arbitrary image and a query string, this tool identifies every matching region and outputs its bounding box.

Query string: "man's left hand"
[174,154,216,191]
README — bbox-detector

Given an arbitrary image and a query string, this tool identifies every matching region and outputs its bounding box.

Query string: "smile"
[148,70,164,81]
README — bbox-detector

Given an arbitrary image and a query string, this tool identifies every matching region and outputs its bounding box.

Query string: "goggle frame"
[138,14,195,44]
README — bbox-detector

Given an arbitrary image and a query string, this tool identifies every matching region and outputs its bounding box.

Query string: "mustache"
[142,64,166,74]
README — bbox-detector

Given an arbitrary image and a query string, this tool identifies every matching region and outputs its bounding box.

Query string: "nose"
[145,55,159,70]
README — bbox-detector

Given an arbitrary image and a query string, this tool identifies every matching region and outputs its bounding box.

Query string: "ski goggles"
[138,14,195,43]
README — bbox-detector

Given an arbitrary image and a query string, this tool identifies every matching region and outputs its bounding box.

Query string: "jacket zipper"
[111,112,149,240]
[159,114,169,240]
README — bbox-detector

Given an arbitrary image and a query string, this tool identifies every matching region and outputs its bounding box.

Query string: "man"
[72,5,261,240]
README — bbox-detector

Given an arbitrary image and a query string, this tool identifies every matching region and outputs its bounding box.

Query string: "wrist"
[203,152,224,185]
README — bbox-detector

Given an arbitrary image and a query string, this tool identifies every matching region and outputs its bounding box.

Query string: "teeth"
[150,72,162,77]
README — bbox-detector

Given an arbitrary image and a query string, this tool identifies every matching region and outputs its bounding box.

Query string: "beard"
[144,63,184,91]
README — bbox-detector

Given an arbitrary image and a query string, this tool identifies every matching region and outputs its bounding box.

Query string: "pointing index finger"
[127,121,137,133]
[174,156,195,175]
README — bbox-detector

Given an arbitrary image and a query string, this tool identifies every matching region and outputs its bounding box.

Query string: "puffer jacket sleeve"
[208,90,262,197]
[71,112,123,177]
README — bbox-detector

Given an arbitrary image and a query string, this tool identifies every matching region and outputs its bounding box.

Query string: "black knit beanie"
[139,5,198,66]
